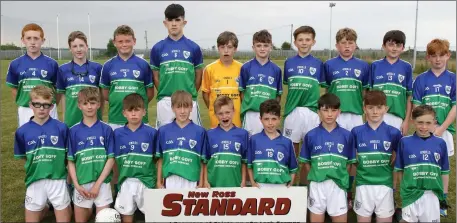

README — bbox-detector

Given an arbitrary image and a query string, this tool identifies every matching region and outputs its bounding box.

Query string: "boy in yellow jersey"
[202,31,243,128]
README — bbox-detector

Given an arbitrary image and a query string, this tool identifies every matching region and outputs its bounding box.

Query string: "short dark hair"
[412,105,436,120]
[260,99,281,117]
[253,29,272,45]
[217,31,239,48]
[383,30,406,46]
[293,26,316,40]
[318,93,341,109]
[68,31,88,48]
[165,4,185,20]
[123,93,144,110]
[364,90,387,106]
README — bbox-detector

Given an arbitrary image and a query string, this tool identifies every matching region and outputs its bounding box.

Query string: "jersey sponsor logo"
[249,76,255,81]
[27,140,36,145]
[177,137,186,146]
[100,136,104,145]
[309,67,316,75]
[235,142,241,152]
[268,76,275,84]
[333,71,339,75]
[445,85,451,95]
[287,68,294,72]
[41,70,48,78]
[78,141,84,146]
[383,141,391,151]
[434,152,440,162]
[425,86,429,91]
[314,146,322,150]
[358,143,367,147]
[212,144,218,148]
[354,69,361,77]
[255,150,262,155]
[20,71,26,76]
[161,53,168,57]
[183,51,190,59]
[133,70,140,78]
[120,145,127,150]
[376,75,384,80]
[189,139,197,149]
[325,141,334,150]
[89,75,96,83]
[110,71,117,76]
[398,74,405,83]
[277,152,284,161]
[141,142,149,152]
[50,136,59,145]
[166,140,173,145]
[337,143,344,153]
[408,154,416,159]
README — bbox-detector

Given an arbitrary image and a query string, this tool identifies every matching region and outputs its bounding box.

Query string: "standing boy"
[202,31,243,128]
[100,25,154,130]
[204,96,249,188]
[113,93,158,223]
[67,87,114,222]
[14,85,71,222]
[351,90,402,222]
[150,3,204,128]
[155,90,207,189]
[239,30,282,136]
[370,30,413,135]
[7,23,59,127]
[299,93,356,223]
[394,105,450,222]
[247,99,298,188]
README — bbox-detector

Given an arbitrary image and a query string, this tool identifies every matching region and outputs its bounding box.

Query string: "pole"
[290,24,293,50]
[412,0,419,71]
[1,15,3,45]
[145,30,148,53]
[57,14,60,60]
[329,3,336,59]
[88,13,93,61]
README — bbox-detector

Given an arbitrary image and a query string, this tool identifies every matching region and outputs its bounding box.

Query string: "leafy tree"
[106,38,117,57]
[281,41,291,50]
[1,43,20,50]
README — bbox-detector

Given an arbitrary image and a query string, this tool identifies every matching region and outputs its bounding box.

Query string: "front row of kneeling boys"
[14,85,449,222]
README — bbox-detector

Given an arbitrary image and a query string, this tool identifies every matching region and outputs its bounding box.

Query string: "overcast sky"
[1,1,456,51]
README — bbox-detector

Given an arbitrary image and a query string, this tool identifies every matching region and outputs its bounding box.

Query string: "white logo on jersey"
[383,141,391,151]
[100,136,104,146]
[409,154,416,159]
[425,87,429,91]
[183,51,190,59]
[161,53,168,57]
[166,140,173,145]
[445,85,451,95]
[110,72,117,76]
[337,143,344,153]
[376,76,384,80]
[50,136,58,145]
[354,69,361,77]
[89,75,96,83]
[41,138,45,144]
[177,137,185,146]
[309,67,316,75]
[27,140,36,145]
[333,71,339,75]
[249,76,255,81]
[288,68,294,72]
[268,76,274,84]
[284,128,292,137]
[398,74,405,83]
[78,141,84,146]
[133,70,140,78]
[358,143,367,147]
[141,143,149,152]
[277,152,284,161]
[235,142,241,151]
[212,144,218,148]
[189,139,197,149]
[120,145,126,150]
[434,152,440,162]
[314,146,322,150]
[255,150,262,155]
[41,70,48,78]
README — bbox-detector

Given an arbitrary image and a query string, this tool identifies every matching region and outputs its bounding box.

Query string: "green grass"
[1,59,455,222]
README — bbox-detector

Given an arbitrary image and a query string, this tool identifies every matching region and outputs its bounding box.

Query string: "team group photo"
[1,1,456,222]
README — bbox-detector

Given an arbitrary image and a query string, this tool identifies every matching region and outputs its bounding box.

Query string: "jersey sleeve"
[113,130,121,158]
[247,137,255,168]
[323,62,332,88]
[362,62,370,89]
[150,43,161,71]
[201,66,211,93]
[287,140,298,173]
[193,45,204,69]
[394,139,404,171]
[6,61,18,88]
[241,131,249,163]
[62,125,70,152]
[142,61,154,88]
[318,61,326,86]
[405,63,413,96]
[440,140,450,175]
[155,128,163,158]
[13,130,25,159]
[391,129,402,153]
[298,133,311,163]
[56,66,66,93]
[347,133,357,164]
[67,129,76,161]
[350,129,358,163]
[276,66,283,95]
[105,127,115,158]
[412,75,423,105]
[283,59,290,85]
[99,61,111,88]
[369,62,376,88]
[151,130,158,158]
[238,64,248,92]
[451,75,456,105]
[50,60,59,86]
[200,130,209,163]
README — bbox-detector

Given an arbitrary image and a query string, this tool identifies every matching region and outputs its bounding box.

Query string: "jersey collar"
[426,69,449,78]
[217,124,237,132]
[413,131,434,141]
[337,54,354,62]
[364,121,386,131]
[296,54,313,59]
[318,122,341,133]
[260,129,282,140]
[24,52,44,61]
[123,122,145,132]
[172,119,194,129]
[166,35,186,42]
[80,119,100,128]
[253,57,271,67]
[382,56,400,65]
[29,116,54,126]
[116,53,136,62]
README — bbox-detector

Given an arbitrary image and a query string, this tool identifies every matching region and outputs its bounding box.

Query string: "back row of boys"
[7,2,455,223]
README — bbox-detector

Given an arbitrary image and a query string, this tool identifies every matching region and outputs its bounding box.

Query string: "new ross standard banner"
[144,187,308,222]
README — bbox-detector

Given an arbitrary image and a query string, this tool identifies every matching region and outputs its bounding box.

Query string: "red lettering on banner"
[274,198,291,215]
[210,199,228,215]
[258,198,275,215]
[192,199,209,216]
[226,198,242,215]
[239,198,257,215]
[162,193,183,216]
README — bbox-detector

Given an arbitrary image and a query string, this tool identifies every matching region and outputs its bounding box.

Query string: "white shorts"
[108,123,124,130]
[437,127,454,157]
[336,113,363,131]
[383,113,403,132]
[73,182,113,209]
[354,185,394,218]
[283,107,320,143]
[402,191,440,223]
[18,105,58,127]
[156,97,201,128]
[308,179,348,217]
[242,111,263,136]
[258,183,287,188]
[25,179,70,212]
[165,175,198,189]
[114,178,147,215]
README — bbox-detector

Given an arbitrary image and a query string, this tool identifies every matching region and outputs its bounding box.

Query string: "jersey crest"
[337,143,344,153]
[309,67,316,75]
[268,76,274,84]
[41,70,48,78]
[189,139,197,149]
[354,69,361,77]
[89,75,96,83]
[50,135,58,145]
[141,142,149,152]
[277,151,284,161]
[434,152,440,162]
[133,70,140,78]
[445,85,451,95]
[398,74,405,83]
[383,141,391,151]
[183,51,190,59]
[100,136,104,145]
[235,142,241,151]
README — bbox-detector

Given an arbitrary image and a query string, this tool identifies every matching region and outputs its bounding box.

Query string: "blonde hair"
[171,90,193,108]
[78,87,100,103]
[336,27,357,43]
[30,85,53,101]
[213,95,234,112]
